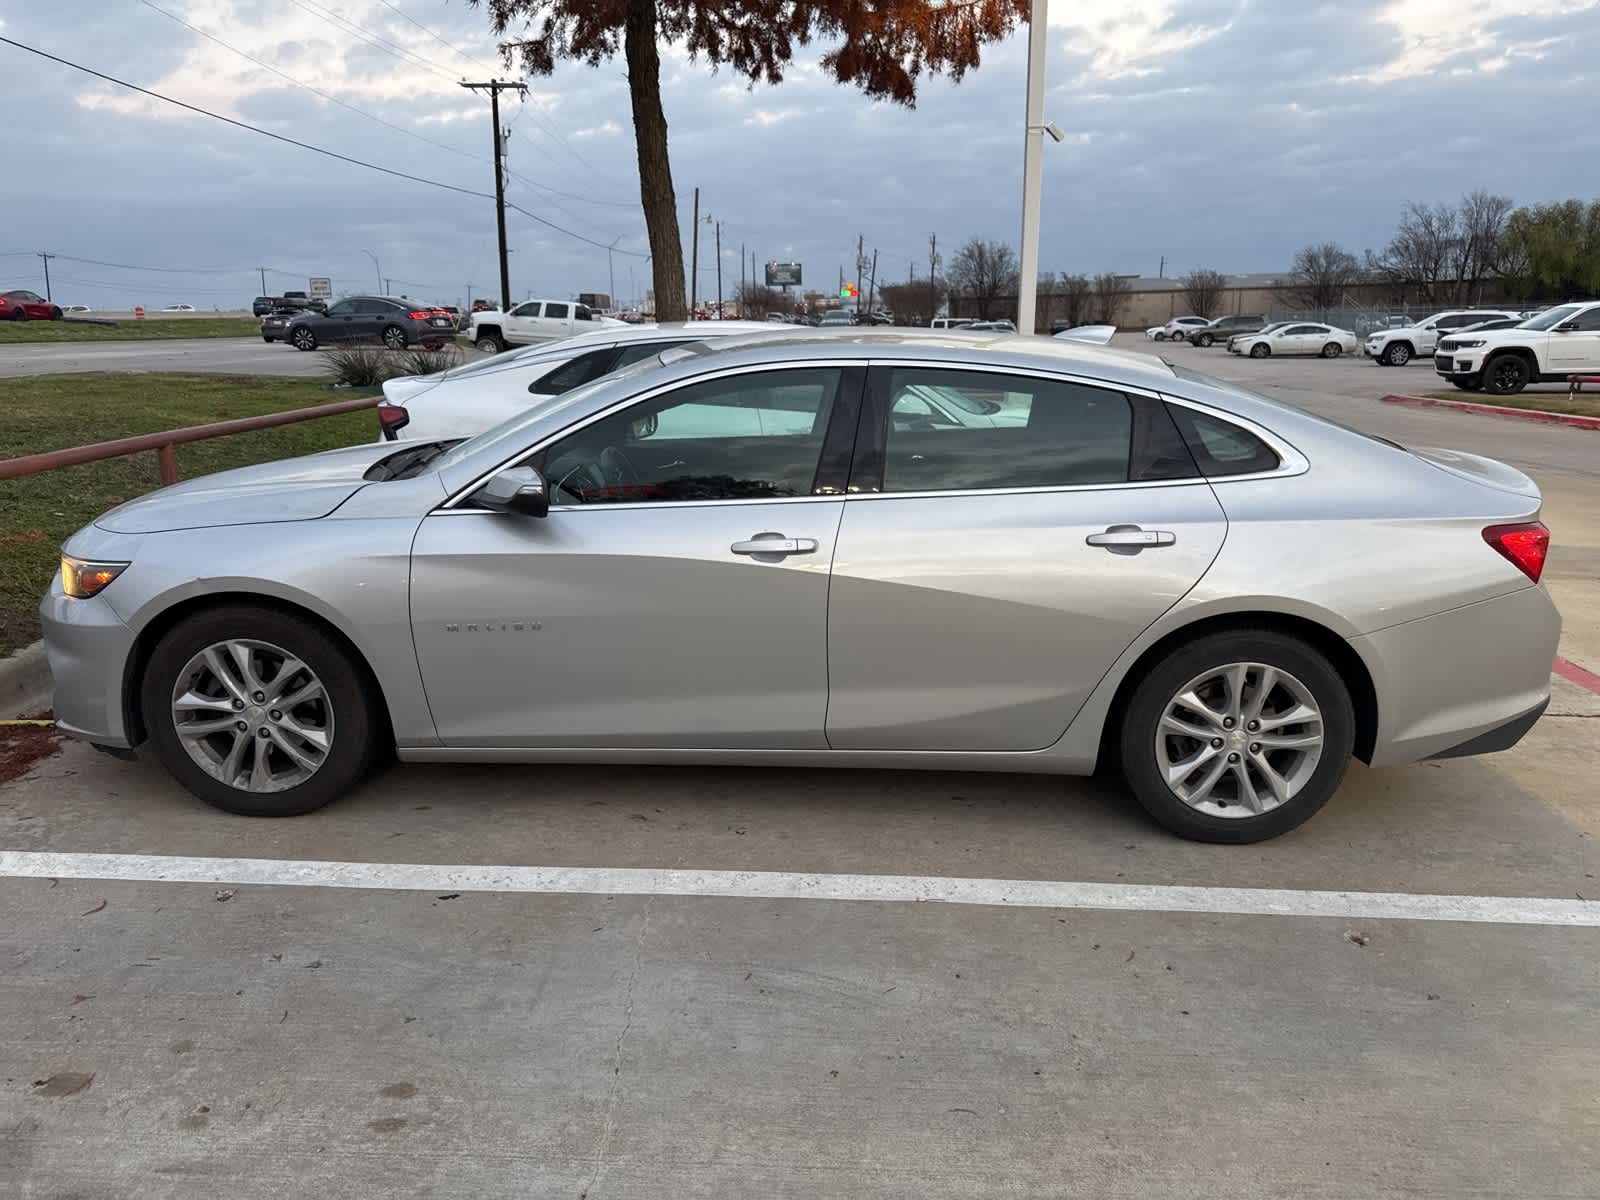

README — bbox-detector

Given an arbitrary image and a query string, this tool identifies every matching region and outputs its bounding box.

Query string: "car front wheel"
[1249,343,1270,358]
[1118,631,1355,843]
[291,327,317,351]
[1483,354,1530,396]
[141,606,380,817]
[1381,342,1412,366]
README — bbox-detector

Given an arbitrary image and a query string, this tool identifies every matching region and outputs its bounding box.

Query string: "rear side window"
[545,302,569,319]
[1166,405,1281,476]
[880,368,1133,492]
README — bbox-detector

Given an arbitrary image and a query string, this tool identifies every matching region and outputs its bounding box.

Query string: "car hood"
[94,441,400,534]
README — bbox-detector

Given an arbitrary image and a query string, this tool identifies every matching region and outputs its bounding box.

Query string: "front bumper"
[1434,352,1481,377]
[1354,584,1561,767]
[39,576,138,749]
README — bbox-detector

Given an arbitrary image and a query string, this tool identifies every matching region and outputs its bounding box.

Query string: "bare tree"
[1057,274,1093,327]
[1454,190,1514,304]
[1371,201,1461,304]
[879,277,946,326]
[1089,273,1132,326]
[1286,242,1360,312]
[736,283,792,318]
[947,238,1019,319]
[1180,268,1227,318]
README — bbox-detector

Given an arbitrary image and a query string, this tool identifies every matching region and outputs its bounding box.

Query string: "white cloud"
[1360,0,1596,80]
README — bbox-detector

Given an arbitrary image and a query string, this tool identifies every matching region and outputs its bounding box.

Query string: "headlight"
[60,555,128,599]
[1453,338,1486,349]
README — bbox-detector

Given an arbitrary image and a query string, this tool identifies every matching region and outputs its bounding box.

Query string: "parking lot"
[3,330,1599,1198]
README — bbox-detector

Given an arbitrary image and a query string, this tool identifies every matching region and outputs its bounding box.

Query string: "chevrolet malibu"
[42,332,1560,843]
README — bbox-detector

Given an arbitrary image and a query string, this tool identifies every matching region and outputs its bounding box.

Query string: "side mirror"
[474,465,549,517]
[1556,322,1579,333]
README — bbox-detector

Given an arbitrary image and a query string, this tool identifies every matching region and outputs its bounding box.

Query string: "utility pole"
[466,283,474,310]
[38,252,54,301]
[865,248,879,317]
[256,266,267,295]
[714,221,723,319]
[1158,254,1165,279]
[460,79,527,312]
[739,242,746,317]
[384,277,393,295]
[1016,0,1048,334]
[929,233,939,288]
[855,235,865,318]
[689,187,700,315]
[607,238,619,312]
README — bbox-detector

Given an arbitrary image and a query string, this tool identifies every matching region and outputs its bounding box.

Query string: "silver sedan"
[41,331,1560,842]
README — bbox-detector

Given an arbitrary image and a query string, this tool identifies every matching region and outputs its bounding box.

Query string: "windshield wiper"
[364,439,464,482]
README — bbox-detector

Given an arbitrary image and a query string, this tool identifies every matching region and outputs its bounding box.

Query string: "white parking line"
[2,850,1596,927]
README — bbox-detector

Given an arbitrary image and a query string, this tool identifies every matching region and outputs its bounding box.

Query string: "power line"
[504,201,647,257]
[284,0,465,85]
[373,0,496,75]
[138,0,482,165]
[1,35,493,201]
[52,252,251,274]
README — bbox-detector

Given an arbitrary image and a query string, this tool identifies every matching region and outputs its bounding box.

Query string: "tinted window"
[613,339,686,368]
[530,347,622,395]
[511,302,541,317]
[1568,307,1600,331]
[325,299,355,316]
[882,369,1132,493]
[1167,405,1281,476]
[575,305,592,321]
[1285,325,1323,335]
[545,302,569,319]
[541,368,840,504]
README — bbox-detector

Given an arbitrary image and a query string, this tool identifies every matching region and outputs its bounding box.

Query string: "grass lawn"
[1421,391,1600,418]
[1,373,375,656]
[0,317,260,343]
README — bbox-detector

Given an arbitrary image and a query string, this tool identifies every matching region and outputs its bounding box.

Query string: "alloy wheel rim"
[385,327,405,348]
[170,639,334,793]
[1155,662,1324,818]
[294,330,313,349]
[1391,346,1409,364]
[1491,360,1522,390]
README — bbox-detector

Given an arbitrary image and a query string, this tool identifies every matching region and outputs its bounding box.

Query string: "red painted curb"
[1381,393,1600,431]
[1554,656,1600,697]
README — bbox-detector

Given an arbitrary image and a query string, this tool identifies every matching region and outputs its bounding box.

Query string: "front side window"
[1567,306,1600,331]
[545,302,569,319]
[511,302,541,317]
[541,367,841,504]
[881,368,1133,493]
[325,299,355,316]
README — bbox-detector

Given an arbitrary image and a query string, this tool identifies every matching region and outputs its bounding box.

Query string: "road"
[2,329,1599,1198]
[0,337,340,379]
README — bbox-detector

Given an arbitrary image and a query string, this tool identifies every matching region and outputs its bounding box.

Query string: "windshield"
[1518,304,1580,331]
[426,352,672,476]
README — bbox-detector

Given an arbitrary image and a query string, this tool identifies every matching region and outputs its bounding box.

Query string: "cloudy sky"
[4,0,1598,311]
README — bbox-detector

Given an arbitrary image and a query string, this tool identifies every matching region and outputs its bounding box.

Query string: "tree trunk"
[624,0,686,321]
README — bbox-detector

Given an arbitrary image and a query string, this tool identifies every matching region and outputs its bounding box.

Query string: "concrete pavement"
[0,337,332,379]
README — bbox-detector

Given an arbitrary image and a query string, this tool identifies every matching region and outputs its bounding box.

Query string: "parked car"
[283,296,457,351]
[1363,309,1520,366]
[280,290,327,314]
[817,310,854,327]
[377,320,780,442]
[41,331,1559,843]
[469,299,621,353]
[259,306,312,343]
[1434,300,1600,394]
[252,296,280,317]
[61,304,92,314]
[965,319,1018,332]
[1187,315,1267,347]
[161,304,196,312]
[1228,323,1360,359]
[931,317,976,330]
[1149,316,1211,341]
[1224,321,1295,350]
[1,289,62,321]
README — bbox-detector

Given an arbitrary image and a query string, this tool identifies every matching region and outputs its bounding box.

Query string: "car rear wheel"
[1249,343,1270,358]
[475,333,505,354]
[1483,353,1530,396]
[291,326,317,351]
[141,606,380,817]
[1320,342,1342,358]
[1195,333,1214,347]
[9,307,26,322]
[382,324,408,350]
[1118,631,1355,843]
[1380,342,1412,366]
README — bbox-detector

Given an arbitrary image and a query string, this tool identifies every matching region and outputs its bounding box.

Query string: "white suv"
[1362,309,1519,366]
[1434,300,1600,395]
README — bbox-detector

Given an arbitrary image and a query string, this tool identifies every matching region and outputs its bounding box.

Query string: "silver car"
[41,332,1559,842]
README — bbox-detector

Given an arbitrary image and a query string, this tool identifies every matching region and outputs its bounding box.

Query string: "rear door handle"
[1086,526,1175,550]
[731,535,818,556]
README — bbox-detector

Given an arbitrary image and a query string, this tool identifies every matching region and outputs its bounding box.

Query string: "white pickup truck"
[469,299,622,353]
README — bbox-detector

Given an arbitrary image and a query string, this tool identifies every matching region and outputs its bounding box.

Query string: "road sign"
[309,277,332,301]
[765,261,802,287]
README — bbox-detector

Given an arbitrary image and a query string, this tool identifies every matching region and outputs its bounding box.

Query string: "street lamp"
[362,249,381,294]
[1017,0,1057,336]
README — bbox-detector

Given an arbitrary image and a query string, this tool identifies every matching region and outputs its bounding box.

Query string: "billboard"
[308,276,332,301]
[765,261,802,287]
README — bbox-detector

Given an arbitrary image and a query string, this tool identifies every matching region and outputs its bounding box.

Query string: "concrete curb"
[0,641,52,719]
[1381,393,1600,431]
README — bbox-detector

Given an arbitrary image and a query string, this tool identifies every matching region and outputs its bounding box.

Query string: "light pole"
[1017,0,1064,336]
[362,249,381,294]
[607,237,619,312]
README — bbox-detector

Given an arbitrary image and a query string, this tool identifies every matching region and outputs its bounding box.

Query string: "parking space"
[3,328,1598,1197]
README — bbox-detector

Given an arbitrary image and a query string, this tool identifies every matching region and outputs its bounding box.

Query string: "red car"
[1,290,62,321]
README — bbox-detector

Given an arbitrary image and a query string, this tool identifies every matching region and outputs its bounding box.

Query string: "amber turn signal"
[60,556,128,599]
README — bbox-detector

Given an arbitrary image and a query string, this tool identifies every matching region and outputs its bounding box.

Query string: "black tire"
[1320,342,1341,358]
[1483,353,1530,396]
[1195,333,1214,347]
[1117,630,1355,843]
[1249,343,1270,358]
[262,335,274,343]
[1451,375,1483,391]
[291,326,317,351]
[382,324,408,350]
[49,306,63,321]
[1153,331,1167,341]
[9,306,26,322]
[475,331,505,354]
[1380,341,1412,366]
[141,605,380,817]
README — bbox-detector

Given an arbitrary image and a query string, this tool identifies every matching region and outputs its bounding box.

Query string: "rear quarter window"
[1166,404,1281,476]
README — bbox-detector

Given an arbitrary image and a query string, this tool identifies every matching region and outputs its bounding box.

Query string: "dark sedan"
[259,307,308,343]
[283,296,457,351]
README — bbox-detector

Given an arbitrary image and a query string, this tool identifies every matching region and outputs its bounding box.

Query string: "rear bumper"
[39,578,137,749]
[1354,585,1561,767]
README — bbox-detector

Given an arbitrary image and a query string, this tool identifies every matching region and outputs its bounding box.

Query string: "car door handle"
[1086,526,1175,549]
[731,536,818,556]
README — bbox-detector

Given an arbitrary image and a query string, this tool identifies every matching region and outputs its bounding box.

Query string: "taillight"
[1483,521,1549,583]
[377,403,410,440]
[408,310,437,320]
